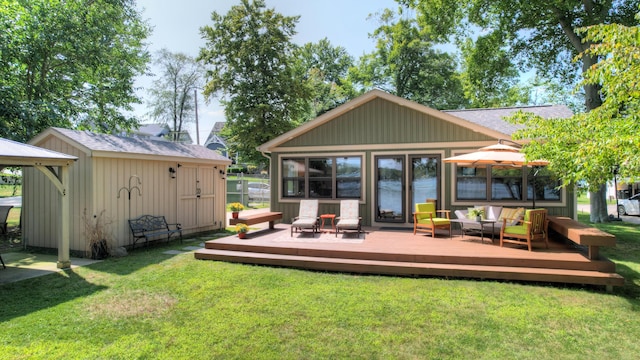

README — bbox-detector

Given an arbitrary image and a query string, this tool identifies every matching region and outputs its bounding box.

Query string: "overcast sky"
[134,0,399,144]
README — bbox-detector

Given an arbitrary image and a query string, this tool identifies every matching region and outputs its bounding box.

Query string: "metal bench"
[128,215,182,248]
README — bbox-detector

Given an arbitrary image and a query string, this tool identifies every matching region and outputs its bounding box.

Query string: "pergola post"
[57,166,71,269]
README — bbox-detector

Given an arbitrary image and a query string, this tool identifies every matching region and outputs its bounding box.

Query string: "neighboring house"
[134,123,194,144]
[204,122,229,158]
[258,89,575,227]
[24,127,231,255]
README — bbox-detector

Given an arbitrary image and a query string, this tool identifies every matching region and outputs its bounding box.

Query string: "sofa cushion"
[486,206,502,221]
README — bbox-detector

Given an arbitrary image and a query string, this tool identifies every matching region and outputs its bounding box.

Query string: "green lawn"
[1,221,639,358]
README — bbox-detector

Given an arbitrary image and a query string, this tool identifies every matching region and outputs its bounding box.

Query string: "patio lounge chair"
[291,199,319,236]
[413,202,451,238]
[335,200,363,238]
[500,209,549,251]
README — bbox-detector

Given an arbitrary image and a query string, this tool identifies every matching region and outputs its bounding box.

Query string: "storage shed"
[24,128,231,255]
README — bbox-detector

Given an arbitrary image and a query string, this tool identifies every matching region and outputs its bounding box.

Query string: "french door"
[375,154,440,223]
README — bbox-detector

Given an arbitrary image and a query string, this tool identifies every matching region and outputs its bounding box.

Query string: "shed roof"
[0,137,77,167]
[30,128,231,164]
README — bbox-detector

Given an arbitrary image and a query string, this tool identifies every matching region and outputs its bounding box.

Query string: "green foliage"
[146,49,204,142]
[509,16,640,222]
[459,32,530,107]
[350,7,467,110]
[198,0,312,165]
[295,38,358,118]
[0,0,151,142]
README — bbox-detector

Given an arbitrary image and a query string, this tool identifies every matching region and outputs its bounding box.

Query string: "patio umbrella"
[443,141,549,208]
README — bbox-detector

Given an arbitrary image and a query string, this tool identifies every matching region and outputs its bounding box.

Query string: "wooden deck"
[194,225,625,291]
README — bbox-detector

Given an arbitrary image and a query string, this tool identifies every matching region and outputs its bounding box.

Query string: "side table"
[320,214,336,233]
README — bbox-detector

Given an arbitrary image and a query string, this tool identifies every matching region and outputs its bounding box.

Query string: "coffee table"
[451,219,496,243]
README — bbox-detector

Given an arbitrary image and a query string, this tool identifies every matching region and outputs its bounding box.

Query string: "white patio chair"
[335,200,363,238]
[291,199,319,236]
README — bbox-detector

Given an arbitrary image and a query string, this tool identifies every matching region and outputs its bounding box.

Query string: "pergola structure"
[0,137,77,268]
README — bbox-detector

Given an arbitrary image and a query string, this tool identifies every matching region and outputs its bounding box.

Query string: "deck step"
[204,242,616,273]
[194,248,625,287]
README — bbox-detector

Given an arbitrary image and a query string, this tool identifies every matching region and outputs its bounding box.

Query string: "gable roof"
[258,89,573,152]
[0,137,77,167]
[30,127,231,164]
[445,105,573,136]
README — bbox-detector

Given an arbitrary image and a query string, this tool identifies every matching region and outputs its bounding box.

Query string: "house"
[24,127,231,255]
[204,122,229,158]
[134,123,194,144]
[257,89,575,227]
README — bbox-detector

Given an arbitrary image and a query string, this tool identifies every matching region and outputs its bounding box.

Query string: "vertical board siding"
[25,134,228,254]
[282,98,494,148]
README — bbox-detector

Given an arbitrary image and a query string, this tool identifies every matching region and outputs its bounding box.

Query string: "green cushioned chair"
[413,202,451,238]
[500,209,549,251]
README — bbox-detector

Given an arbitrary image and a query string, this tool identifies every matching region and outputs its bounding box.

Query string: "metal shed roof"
[30,127,231,164]
[0,137,77,167]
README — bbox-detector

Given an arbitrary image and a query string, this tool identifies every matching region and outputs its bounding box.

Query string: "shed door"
[178,166,215,230]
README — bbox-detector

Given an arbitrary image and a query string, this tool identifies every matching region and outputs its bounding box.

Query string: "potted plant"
[229,202,244,219]
[235,223,249,239]
[469,208,485,222]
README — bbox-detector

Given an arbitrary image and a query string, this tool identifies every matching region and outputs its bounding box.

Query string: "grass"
[0,184,21,197]
[1,223,640,359]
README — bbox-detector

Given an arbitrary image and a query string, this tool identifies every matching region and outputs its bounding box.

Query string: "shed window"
[282,156,362,199]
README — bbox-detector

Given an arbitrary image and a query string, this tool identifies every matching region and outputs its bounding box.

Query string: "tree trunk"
[589,184,610,223]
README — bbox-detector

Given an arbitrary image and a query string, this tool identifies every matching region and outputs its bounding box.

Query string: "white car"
[248,182,270,201]
[618,193,640,216]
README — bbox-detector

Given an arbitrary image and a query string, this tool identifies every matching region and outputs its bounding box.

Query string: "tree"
[404,0,640,222]
[459,32,530,108]
[350,7,467,110]
[511,15,640,218]
[0,0,151,142]
[147,49,203,142]
[295,38,358,118]
[198,0,312,165]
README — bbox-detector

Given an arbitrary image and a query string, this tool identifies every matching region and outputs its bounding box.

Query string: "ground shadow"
[0,269,107,322]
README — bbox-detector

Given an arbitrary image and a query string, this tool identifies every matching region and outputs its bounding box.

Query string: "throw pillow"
[498,208,522,225]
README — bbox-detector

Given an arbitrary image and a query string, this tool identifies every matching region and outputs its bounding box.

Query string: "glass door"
[375,156,405,222]
[410,155,440,213]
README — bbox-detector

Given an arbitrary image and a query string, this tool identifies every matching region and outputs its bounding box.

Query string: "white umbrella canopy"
[443,143,549,167]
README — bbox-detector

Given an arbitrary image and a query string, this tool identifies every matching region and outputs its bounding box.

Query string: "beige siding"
[24,134,228,255]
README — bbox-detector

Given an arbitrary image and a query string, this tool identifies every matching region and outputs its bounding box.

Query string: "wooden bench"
[128,215,182,248]
[229,212,283,230]
[548,216,616,260]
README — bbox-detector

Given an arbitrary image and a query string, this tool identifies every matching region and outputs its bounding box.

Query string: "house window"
[455,165,561,202]
[456,166,487,200]
[528,166,561,201]
[492,167,523,200]
[282,156,362,199]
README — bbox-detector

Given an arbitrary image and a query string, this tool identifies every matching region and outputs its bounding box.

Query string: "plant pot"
[475,216,482,222]
[238,232,247,239]
[91,239,109,260]
[232,211,239,219]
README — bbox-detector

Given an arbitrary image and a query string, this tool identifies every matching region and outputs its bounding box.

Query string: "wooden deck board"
[194,224,624,289]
